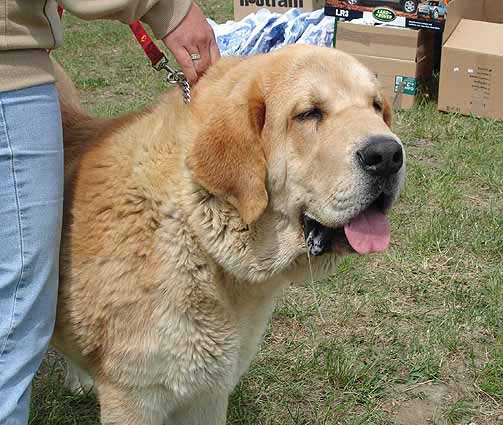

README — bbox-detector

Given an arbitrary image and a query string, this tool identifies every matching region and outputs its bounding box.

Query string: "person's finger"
[209,38,221,65]
[171,47,198,84]
[191,44,211,79]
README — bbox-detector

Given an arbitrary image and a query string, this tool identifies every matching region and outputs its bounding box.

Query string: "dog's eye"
[373,98,383,113]
[295,107,323,121]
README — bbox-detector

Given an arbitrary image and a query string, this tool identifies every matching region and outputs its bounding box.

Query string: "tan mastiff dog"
[52,45,405,424]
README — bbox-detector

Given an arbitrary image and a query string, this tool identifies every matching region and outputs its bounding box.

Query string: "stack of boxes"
[327,0,503,119]
[325,0,447,111]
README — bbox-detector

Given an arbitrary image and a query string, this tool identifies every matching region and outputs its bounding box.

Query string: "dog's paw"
[63,357,95,395]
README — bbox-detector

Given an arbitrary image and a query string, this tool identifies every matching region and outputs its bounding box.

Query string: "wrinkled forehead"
[271,49,379,109]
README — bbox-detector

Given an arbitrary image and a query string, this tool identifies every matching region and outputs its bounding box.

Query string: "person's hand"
[162,2,220,84]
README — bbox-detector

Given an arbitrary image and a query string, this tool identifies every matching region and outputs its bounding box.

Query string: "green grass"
[479,333,503,401]
[32,6,503,425]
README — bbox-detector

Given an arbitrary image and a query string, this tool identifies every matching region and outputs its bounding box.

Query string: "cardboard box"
[234,0,324,20]
[438,0,503,120]
[336,22,433,109]
[325,0,449,31]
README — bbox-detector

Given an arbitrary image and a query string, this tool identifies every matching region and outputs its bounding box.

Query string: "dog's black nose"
[357,136,403,177]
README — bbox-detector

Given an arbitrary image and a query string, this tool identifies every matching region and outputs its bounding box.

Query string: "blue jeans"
[0,83,63,425]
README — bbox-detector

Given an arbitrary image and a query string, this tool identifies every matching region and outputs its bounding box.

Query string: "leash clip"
[153,56,191,104]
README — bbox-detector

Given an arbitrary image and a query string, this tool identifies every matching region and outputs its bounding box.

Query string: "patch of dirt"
[391,382,449,424]
[394,399,439,425]
[405,138,443,168]
[387,381,473,425]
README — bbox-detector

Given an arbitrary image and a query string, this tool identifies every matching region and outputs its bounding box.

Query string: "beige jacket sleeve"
[58,0,193,39]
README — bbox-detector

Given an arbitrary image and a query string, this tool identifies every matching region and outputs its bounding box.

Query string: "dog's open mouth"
[302,193,393,256]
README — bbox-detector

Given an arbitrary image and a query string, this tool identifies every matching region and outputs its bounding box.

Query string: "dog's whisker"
[306,251,325,323]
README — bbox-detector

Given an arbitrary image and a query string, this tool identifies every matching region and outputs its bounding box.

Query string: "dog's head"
[187,45,405,282]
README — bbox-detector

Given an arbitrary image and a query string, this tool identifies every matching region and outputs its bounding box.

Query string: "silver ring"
[190,53,201,61]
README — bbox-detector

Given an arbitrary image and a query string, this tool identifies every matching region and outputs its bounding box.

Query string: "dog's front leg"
[97,380,165,425]
[169,391,229,425]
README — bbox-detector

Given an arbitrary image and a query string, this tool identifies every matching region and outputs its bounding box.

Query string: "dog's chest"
[233,289,280,377]
[132,280,284,401]
[226,279,288,381]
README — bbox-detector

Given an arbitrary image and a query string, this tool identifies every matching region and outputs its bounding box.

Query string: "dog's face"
[188,45,405,282]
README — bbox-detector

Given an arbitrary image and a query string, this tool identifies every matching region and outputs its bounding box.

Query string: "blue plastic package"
[208,8,335,56]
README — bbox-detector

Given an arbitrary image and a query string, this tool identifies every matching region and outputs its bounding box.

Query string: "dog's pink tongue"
[343,209,391,254]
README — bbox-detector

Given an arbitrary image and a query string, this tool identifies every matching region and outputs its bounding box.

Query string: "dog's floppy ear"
[187,81,268,225]
[382,96,392,128]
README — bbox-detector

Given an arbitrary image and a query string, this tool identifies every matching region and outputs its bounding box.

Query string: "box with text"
[325,0,449,31]
[234,0,324,20]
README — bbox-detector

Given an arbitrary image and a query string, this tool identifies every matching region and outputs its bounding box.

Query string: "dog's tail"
[53,58,105,155]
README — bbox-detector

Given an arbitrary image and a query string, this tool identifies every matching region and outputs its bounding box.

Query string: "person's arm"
[59,0,220,83]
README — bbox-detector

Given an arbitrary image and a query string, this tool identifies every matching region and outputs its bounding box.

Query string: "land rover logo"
[372,7,396,22]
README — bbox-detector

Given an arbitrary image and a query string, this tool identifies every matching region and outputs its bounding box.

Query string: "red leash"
[56,7,190,103]
[128,21,165,68]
